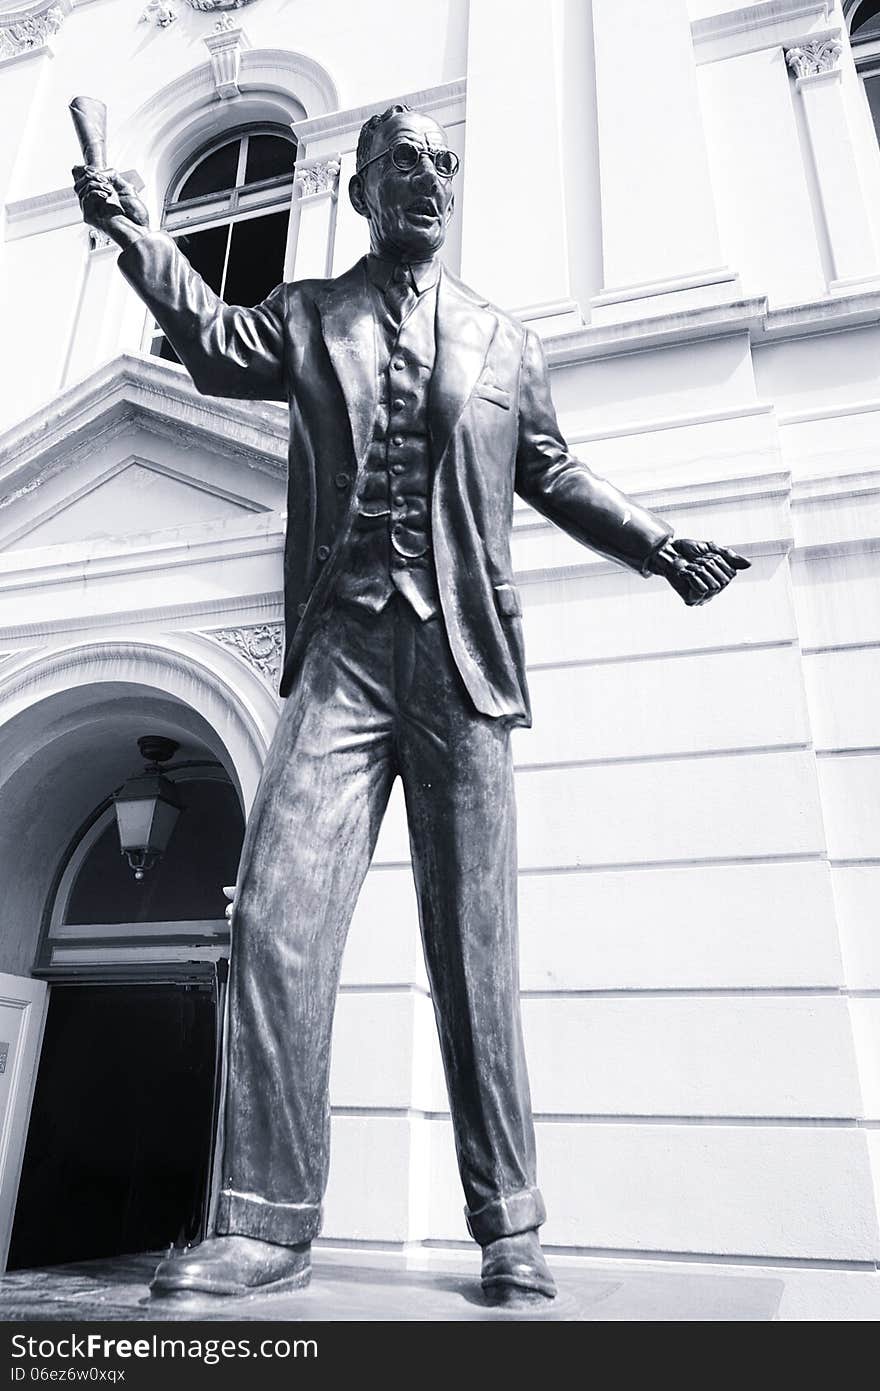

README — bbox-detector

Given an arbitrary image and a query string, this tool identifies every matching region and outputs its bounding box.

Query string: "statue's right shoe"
[150,1234,311,1298]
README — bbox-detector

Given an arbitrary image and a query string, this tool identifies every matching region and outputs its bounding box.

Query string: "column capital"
[295,159,341,200]
[786,34,843,84]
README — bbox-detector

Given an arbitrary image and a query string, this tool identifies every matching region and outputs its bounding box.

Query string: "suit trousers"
[215,593,545,1247]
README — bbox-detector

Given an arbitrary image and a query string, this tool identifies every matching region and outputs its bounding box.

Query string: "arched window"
[150,125,297,362]
[848,1,880,145]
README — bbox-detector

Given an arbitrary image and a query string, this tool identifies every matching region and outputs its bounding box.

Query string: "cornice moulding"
[0,591,283,646]
[0,512,285,592]
[545,298,768,367]
[542,284,880,366]
[692,0,837,63]
[0,353,287,498]
[5,170,144,241]
[292,78,466,157]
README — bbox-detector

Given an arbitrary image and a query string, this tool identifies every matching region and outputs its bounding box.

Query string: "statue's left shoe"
[480,1231,557,1304]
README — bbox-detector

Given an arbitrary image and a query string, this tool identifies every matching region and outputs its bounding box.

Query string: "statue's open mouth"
[406,197,440,224]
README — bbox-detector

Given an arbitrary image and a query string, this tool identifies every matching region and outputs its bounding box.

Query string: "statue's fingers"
[716,545,751,570]
[700,557,734,586]
[683,570,711,604]
[222,885,236,901]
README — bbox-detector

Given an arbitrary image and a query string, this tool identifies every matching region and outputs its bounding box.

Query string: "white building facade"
[0,0,877,1320]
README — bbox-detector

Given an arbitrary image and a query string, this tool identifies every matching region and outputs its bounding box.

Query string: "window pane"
[152,335,181,366]
[853,0,880,38]
[245,133,296,185]
[176,224,229,294]
[865,75,880,144]
[178,139,240,201]
[222,211,289,305]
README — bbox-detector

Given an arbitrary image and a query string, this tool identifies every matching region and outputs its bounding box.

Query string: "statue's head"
[349,104,457,261]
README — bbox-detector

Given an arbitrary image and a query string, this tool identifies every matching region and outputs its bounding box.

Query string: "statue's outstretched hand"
[649,538,750,606]
[72,164,150,237]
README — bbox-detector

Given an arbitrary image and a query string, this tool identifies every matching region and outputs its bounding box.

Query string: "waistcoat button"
[334,472,351,489]
[317,545,330,561]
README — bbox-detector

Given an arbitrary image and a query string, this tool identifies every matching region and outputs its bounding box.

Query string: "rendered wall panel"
[425,1119,880,1259]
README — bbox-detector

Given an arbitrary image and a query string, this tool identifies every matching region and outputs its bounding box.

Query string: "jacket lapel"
[315,259,378,470]
[431,270,499,467]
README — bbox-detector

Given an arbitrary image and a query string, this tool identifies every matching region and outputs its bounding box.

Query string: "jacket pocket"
[474,381,512,410]
[494,582,522,618]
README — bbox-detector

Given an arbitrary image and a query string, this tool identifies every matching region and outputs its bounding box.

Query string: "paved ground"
[0,1252,783,1321]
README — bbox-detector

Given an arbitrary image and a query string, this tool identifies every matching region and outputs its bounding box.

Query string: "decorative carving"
[786,38,843,79]
[204,22,250,99]
[211,624,284,684]
[141,1,178,26]
[0,5,64,60]
[296,160,341,198]
[187,0,261,10]
[88,227,114,253]
[213,14,236,31]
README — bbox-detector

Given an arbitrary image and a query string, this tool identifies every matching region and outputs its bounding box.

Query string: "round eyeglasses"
[357,138,460,180]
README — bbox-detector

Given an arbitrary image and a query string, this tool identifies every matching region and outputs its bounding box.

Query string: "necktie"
[383,263,417,325]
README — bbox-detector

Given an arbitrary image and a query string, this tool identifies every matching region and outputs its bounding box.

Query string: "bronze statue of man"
[74,103,748,1306]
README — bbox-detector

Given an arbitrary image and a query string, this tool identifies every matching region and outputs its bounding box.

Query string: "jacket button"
[334,472,351,489]
[392,397,406,411]
[317,545,330,561]
[392,435,403,447]
[297,603,307,618]
[392,358,405,371]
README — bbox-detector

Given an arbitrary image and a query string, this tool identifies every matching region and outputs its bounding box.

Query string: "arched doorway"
[0,664,264,1271]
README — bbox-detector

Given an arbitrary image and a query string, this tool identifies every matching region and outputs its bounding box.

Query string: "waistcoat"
[334,258,440,621]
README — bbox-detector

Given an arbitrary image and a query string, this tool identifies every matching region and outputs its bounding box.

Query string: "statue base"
[0,1252,782,1321]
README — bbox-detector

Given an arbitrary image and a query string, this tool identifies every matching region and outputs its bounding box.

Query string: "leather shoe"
[481,1231,556,1304]
[150,1234,311,1298]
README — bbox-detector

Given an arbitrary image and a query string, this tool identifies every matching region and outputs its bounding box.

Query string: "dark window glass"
[156,336,181,365]
[865,74,880,143]
[178,139,240,201]
[65,780,244,925]
[175,224,230,295]
[853,0,880,36]
[222,211,289,305]
[245,133,297,184]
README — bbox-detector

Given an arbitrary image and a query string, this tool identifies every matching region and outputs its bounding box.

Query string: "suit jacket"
[119,235,672,727]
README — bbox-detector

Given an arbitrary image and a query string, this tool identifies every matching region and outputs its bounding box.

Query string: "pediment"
[0,354,288,553]
[3,458,264,552]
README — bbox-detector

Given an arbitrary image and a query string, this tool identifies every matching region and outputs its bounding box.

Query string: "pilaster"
[460,0,581,333]
[590,0,740,326]
[786,33,880,293]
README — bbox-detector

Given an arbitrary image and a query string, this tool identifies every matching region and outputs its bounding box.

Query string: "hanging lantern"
[114,736,183,881]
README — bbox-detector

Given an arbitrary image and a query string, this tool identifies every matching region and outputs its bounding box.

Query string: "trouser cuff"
[465,1186,546,1245]
[216,1189,322,1246]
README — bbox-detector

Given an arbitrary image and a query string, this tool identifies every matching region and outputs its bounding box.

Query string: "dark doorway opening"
[8,980,219,1271]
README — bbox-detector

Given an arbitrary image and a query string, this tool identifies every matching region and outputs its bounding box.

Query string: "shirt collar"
[366,253,441,296]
